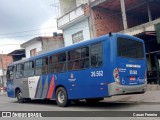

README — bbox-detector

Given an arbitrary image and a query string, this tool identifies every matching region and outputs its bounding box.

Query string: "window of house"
[30,48,37,57]
[72,31,84,44]
[49,53,66,73]
[68,47,89,70]
[15,64,23,79]
[91,43,103,68]
[24,61,34,77]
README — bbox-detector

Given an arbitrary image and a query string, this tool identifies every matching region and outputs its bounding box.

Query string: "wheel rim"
[57,90,65,104]
[17,92,22,101]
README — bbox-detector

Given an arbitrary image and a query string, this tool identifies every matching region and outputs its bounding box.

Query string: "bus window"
[15,64,23,79]
[68,47,89,70]
[6,66,14,80]
[42,57,48,74]
[91,43,103,68]
[35,59,42,76]
[50,53,66,73]
[24,61,34,77]
[117,38,144,59]
[49,56,52,73]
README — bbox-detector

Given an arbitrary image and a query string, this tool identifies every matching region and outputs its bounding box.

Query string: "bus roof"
[9,33,143,65]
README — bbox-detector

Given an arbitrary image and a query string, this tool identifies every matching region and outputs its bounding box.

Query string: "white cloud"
[40,18,62,36]
[0,38,22,54]
[0,0,60,54]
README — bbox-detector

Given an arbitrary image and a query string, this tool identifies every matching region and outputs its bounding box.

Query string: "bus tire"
[16,89,25,103]
[56,87,70,107]
[85,98,104,103]
[25,98,31,102]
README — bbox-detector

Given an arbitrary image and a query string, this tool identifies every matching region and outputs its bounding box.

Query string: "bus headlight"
[113,68,120,84]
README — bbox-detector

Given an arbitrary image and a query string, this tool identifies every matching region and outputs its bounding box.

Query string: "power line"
[0,26,88,39]
[0,32,54,39]
[0,44,20,46]
[0,26,56,36]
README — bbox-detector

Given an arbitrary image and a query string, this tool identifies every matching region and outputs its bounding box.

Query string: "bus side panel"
[54,69,109,100]
[32,74,55,99]
[14,78,30,98]
[61,39,111,100]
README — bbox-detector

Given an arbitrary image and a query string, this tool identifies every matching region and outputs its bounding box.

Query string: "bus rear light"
[113,68,120,84]
[130,77,136,81]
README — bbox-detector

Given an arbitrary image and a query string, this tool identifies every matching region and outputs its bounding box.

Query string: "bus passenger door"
[155,53,160,84]
[6,66,15,98]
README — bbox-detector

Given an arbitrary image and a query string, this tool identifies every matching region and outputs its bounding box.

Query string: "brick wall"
[93,8,124,37]
[0,54,13,69]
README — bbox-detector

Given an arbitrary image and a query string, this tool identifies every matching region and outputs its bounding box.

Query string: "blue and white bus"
[6,33,147,107]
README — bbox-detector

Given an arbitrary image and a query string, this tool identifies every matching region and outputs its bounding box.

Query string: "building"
[0,54,13,87]
[20,34,64,58]
[58,0,95,46]
[8,49,25,62]
[57,0,160,84]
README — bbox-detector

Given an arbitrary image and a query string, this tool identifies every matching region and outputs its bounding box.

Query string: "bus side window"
[91,43,103,68]
[6,66,14,80]
[29,61,35,76]
[49,56,53,73]
[68,47,89,71]
[42,57,48,74]
[15,64,23,79]
[35,59,42,76]
[24,61,34,77]
[52,52,66,73]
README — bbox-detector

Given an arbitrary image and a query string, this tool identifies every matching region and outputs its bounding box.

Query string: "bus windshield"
[117,37,144,59]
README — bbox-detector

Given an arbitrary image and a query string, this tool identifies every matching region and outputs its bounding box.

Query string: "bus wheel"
[85,98,104,103]
[16,90,25,103]
[56,87,70,107]
[25,98,31,102]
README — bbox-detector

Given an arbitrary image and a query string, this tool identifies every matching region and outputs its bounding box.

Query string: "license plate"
[130,77,136,81]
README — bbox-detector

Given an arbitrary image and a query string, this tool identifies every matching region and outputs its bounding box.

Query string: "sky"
[0,0,61,54]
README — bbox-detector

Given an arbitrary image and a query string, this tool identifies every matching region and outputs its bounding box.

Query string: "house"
[57,0,160,44]
[8,49,25,62]
[57,0,160,84]
[0,54,13,87]
[20,33,64,58]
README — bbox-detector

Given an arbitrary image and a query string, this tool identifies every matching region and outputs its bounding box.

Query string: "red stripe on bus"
[47,76,55,99]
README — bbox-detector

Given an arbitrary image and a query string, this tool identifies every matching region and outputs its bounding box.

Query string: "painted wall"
[59,0,76,15]
[63,18,90,46]
[58,5,85,28]
[76,0,88,7]
[0,69,7,87]
[25,41,42,58]
[59,0,96,16]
